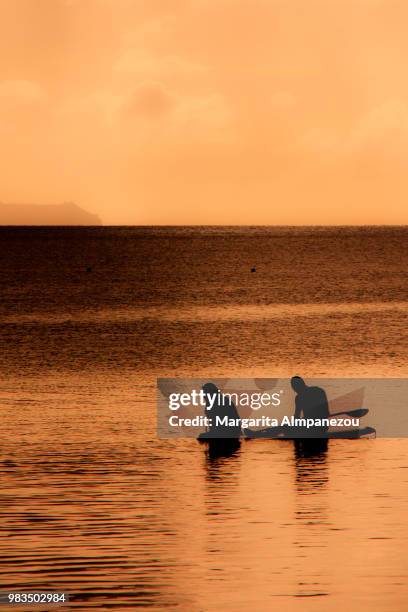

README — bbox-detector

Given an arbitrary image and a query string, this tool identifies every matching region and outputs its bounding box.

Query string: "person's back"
[209,395,241,438]
[292,376,329,437]
[297,386,329,420]
[201,382,241,439]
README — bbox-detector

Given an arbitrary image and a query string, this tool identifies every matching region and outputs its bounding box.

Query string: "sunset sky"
[1,0,408,224]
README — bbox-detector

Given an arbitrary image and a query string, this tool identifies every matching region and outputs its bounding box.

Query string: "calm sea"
[0,226,408,611]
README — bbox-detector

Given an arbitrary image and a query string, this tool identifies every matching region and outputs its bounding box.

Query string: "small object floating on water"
[251,267,256,273]
[86,266,92,273]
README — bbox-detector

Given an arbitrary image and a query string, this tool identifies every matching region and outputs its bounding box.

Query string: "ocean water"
[0,226,408,611]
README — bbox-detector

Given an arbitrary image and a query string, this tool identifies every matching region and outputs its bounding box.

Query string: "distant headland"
[0,202,102,225]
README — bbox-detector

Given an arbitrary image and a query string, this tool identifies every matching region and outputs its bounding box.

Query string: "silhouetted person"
[291,376,330,438]
[198,382,241,440]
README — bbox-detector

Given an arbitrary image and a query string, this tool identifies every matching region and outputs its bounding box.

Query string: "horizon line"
[0,223,408,228]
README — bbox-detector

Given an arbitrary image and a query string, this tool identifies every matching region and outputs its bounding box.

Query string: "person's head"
[202,382,219,395]
[290,376,307,393]
[202,382,220,408]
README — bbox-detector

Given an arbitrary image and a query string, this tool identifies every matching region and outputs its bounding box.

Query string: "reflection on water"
[3,300,408,325]
[293,440,330,599]
[1,382,408,611]
[203,440,242,463]
[1,227,408,610]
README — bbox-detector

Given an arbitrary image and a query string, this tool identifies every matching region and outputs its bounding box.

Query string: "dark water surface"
[0,227,408,611]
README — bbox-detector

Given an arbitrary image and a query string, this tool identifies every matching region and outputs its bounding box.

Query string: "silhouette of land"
[0,202,101,225]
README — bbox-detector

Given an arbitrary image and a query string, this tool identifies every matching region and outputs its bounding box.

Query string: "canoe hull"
[198,426,376,441]
[243,426,376,440]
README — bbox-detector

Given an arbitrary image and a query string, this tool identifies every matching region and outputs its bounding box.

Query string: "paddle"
[330,408,368,418]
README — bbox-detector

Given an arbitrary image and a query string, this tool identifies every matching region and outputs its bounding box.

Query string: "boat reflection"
[292,439,330,599]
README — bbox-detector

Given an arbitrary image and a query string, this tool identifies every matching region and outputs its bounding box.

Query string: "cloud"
[2,0,408,222]
[116,83,231,150]
[115,51,207,82]
[60,78,230,141]
[349,99,408,156]
[121,81,175,118]
[298,98,408,163]
[173,92,230,135]
[60,91,122,124]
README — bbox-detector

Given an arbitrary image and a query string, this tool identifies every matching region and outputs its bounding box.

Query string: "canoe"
[197,426,376,441]
[243,426,376,440]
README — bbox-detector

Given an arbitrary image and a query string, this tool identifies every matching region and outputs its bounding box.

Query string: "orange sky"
[1,0,408,224]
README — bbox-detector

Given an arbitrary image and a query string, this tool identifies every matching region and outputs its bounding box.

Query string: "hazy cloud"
[350,99,408,154]
[0,0,408,222]
[122,81,175,119]
[116,51,207,81]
